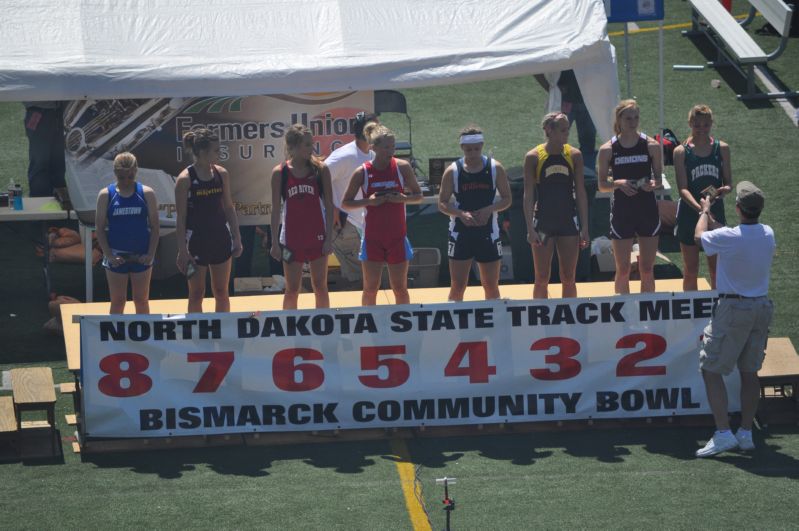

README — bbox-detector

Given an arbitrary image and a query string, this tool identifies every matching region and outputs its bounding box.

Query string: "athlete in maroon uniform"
[598,100,663,294]
[176,128,243,313]
[342,123,423,306]
[270,124,334,310]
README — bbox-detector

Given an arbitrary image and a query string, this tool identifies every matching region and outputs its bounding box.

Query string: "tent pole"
[624,23,632,98]
[658,20,665,167]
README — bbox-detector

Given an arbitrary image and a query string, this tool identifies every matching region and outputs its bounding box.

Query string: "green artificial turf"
[1,1,799,528]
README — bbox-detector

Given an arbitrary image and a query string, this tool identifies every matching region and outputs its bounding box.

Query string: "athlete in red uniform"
[341,123,423,306]
[597,100,663,294]
[270,124,334,309]
[176,128,243,313]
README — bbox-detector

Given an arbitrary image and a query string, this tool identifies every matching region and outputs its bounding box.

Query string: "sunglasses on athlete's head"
[355,111,366,124]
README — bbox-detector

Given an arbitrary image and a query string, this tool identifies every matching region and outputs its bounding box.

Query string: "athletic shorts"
[285,243,324,264]
[609,192,660,240]
[675,199,726,246]
[187,227,232,266]
[699,297,773,375]
[103,254,150,274]
[533,213,579,238]
[360,236,413,265]
[448,230,502,263]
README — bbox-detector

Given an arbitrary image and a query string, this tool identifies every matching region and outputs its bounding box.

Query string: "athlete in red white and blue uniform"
[342,123,422,306]
[438,126,511,301]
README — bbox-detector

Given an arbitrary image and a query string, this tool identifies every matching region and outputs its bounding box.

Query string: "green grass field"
[2,1,799,528]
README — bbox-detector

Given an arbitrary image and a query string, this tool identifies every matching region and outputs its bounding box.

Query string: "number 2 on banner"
[444,341,496,383]
[97,353,153,397]
[615,333,667,376]
[187,351,234,393]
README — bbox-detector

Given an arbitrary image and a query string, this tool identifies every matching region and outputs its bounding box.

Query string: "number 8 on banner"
[97,353,153,397]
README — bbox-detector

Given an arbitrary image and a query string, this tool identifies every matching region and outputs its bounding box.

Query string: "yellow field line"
[608,13,749,37]
[390,438,432,531]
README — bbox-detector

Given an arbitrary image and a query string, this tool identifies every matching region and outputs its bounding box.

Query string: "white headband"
[459,134,484,145]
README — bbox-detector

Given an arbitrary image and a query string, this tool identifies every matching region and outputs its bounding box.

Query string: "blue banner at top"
[605,0,665,22]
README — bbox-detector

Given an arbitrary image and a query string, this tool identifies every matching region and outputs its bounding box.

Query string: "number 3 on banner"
[187,351,235,393]
[98,353,153,397]
[529,337,581,380]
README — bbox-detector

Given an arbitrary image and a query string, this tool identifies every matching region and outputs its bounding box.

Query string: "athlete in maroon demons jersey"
[270,124,334,310]
[175,128,243,313]
[341,123,423,306]
[597,100,663,294]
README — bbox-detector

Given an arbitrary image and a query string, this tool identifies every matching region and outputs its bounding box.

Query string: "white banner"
[79,292,739,438]
[64,92,374,225]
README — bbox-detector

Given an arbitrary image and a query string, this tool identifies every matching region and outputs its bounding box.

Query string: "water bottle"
[7,178,15,209]
[13,182,23,210]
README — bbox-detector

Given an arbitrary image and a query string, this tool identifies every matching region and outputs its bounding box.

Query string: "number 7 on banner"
[187,351,235,393]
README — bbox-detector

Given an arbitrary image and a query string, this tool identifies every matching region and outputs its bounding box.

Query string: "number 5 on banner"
[187,351,235,393]
[359,345,410,388]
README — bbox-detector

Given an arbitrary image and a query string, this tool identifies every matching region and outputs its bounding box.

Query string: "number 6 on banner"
[187,351,235,393]
[272,348,325,391]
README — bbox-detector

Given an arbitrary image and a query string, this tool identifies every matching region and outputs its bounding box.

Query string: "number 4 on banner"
[444,341,496,383]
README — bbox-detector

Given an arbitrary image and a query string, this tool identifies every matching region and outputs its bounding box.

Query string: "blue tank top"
[106,181,150,254]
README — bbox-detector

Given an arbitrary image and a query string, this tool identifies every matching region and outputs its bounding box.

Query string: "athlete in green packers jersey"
[674,104,732,291]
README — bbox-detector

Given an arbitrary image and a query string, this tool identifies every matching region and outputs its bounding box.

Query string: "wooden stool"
[0,396,19,457]
[11,367,57,454]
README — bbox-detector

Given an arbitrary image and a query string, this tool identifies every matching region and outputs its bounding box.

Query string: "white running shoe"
[735,429,755,451]
[696,431,739,457]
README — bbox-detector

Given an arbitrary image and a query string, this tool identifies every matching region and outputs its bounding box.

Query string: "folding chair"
[374,90,420,174]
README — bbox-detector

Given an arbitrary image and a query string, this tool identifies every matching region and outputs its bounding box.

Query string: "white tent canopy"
[0,0,619,139]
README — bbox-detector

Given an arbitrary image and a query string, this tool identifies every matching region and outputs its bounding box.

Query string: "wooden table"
[0,197,72,296]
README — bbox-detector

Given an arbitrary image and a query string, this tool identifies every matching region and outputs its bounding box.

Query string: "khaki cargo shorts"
[699,297,774,375]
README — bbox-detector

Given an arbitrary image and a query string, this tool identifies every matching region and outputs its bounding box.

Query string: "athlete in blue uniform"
[438,126,511,301]
[95,152,159,314]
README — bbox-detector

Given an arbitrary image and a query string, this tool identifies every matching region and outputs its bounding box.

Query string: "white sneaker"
[696,431,739,457]
[735,429,755,451]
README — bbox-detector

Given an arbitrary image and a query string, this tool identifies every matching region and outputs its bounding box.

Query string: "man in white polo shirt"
[325,112,377,289]
[694,181,775,457]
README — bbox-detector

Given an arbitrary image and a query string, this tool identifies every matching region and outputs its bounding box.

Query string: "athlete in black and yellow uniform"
[438,127,511,301]
[673,104,732,290]
[532,142,579,237]
[524,112,589,299]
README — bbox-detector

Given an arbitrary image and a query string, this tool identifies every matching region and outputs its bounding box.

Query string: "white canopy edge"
[0,0,619,138]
